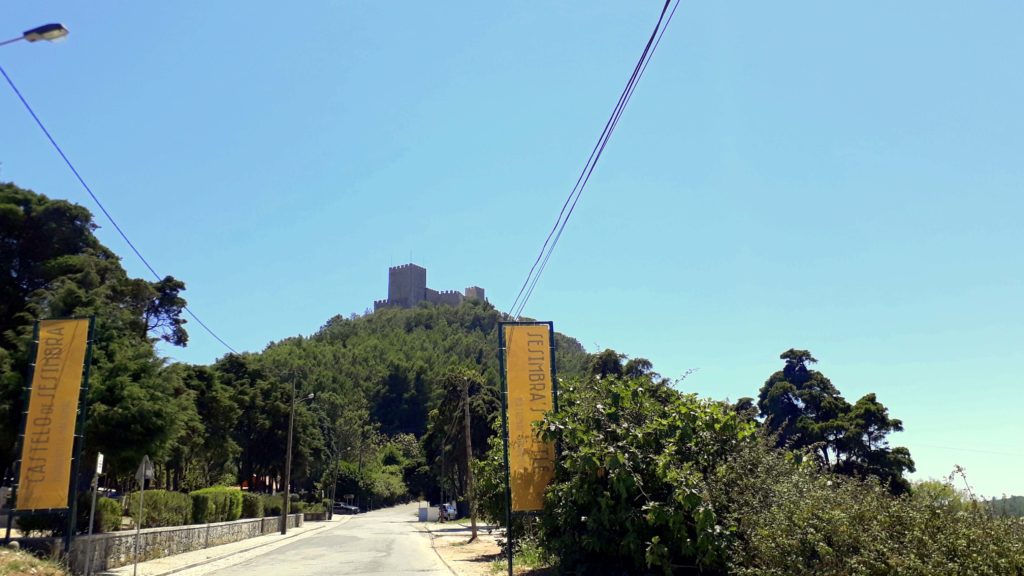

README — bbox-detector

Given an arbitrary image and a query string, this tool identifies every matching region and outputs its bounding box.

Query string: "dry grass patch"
[0,548,66,576]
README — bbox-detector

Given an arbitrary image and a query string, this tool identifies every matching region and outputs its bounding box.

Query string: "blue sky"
[2,2,1021,497]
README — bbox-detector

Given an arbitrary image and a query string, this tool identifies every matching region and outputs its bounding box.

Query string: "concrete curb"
[417,521,459,576]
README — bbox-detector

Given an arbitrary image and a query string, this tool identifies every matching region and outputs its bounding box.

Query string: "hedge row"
[121,490,311,528]
[190,486,243,523]
[241,492,263,518]
[125,490,191,529]
[126,488,247,528]
[17,489,309,535]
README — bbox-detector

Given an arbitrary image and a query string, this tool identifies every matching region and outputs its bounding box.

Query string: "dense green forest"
[4,183,1023,573]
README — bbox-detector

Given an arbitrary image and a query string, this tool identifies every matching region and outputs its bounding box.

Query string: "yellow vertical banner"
[503,323,556,512]
[17,318,91,511]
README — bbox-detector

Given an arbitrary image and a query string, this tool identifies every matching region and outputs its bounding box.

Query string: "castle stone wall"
[426,289,463,307]
[375,264,484,310]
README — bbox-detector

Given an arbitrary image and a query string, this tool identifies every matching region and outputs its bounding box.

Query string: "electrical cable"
[508,0,680,320]
[0,63,237,353]
[516,0,680,319]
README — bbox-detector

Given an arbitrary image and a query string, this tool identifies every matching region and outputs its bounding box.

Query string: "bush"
[537,375,754,574]
[474,432,511,525]
[189,486,243,524]
[95,496,123,532]
[76,493,123,533]
[713,440,1024,575]
[241,492,264,518]
[261,494,282,517]
[125,489,191,528]
[191,492,213,524]
[15,512,61,537]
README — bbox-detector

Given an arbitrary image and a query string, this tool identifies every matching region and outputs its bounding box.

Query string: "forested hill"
[265,301,589,438]
[1,182,590,494]
[990,495,1024,517]
[209,300,590,498]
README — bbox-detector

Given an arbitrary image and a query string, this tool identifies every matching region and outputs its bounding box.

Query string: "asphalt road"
[204,503,452,576]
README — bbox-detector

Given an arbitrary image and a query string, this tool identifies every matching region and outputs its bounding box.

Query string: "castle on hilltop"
[374,263,486,311]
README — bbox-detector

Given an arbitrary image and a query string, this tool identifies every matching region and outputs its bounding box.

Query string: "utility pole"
[281,383,315,534]
[281,379,296,535]
[462,377,478,542]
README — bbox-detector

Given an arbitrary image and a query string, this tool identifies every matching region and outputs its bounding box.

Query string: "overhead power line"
[1,63,237,353]
[507,0,681,320]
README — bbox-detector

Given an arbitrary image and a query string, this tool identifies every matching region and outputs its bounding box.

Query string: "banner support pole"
[65,317,95,553]
[498,324,513,576]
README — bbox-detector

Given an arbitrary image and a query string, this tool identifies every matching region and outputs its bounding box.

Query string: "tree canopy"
[0,183,192,481]
[757,348,914,493]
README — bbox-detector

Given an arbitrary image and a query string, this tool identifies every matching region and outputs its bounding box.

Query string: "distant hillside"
[303,300,589,436]
[202,299,591,500]
[989,495,1024,517]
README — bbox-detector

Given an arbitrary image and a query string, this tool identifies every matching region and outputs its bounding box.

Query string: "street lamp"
[281,386,314,535]
[0,24,69,48]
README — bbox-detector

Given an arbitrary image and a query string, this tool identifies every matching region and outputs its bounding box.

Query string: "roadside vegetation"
[3,183,1022,573]
[0,547,66,576]
[473,351,1024,575]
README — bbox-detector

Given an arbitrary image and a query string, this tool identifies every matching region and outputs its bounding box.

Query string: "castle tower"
[387,263,427,308]
[464,286,486,301]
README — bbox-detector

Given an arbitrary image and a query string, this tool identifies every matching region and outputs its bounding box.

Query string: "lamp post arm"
[0,37,24,47]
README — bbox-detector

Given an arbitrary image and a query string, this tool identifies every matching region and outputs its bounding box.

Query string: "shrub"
[75,491,121,532]
[77,494,123,533]
[537,375,755,574]
[190,492,213,524]
[474,432,511,525]
[125,489,191,528]
[712,440,1024,575]
[261,494,282,517]
[95,497,123,532]
[241,492,264,518]
[15,513,61,537]
[189,486,243,524]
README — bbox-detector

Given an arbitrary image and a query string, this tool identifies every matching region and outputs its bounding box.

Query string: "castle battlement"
[374,264,485,310]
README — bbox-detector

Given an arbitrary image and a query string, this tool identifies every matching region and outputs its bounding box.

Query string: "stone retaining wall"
[64,513,303,574]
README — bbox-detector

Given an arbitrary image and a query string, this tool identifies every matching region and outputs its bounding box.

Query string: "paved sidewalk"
[99,516,353,576]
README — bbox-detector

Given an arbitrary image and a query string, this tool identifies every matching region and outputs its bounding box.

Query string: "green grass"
[489,540,554,575]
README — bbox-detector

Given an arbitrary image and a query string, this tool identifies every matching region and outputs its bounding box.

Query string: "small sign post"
[84,452,104,576]
[133,455,154,576]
